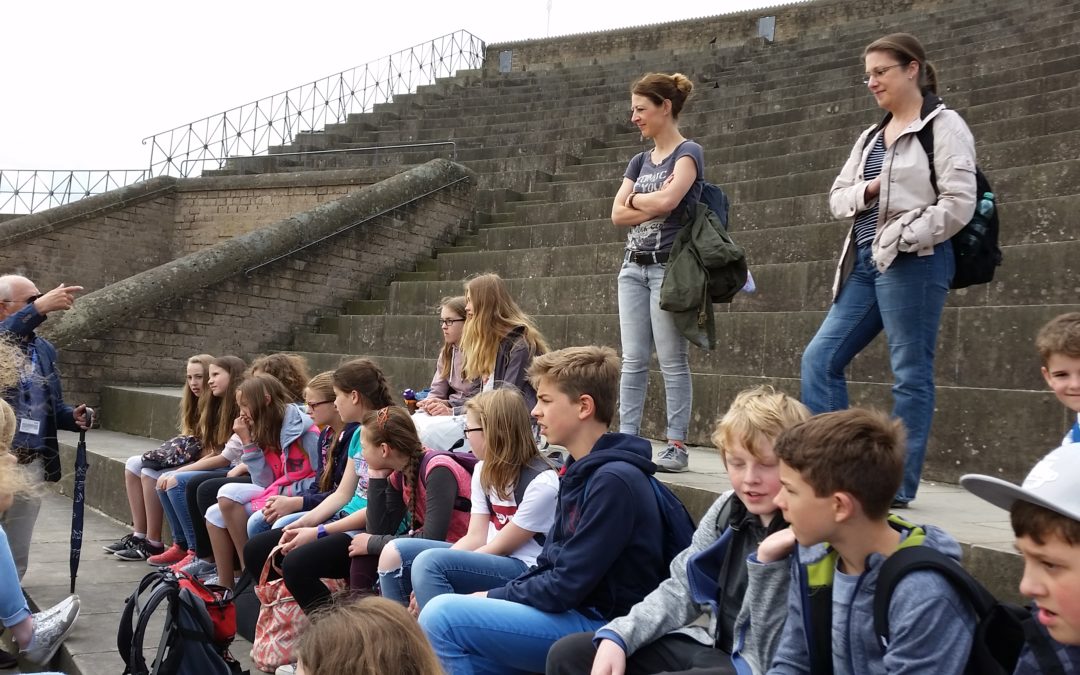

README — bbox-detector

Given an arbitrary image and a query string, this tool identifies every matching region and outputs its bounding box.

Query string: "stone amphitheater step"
[279,350,1065,485]
[476,193,1080,253]
[44,393,1024,611]
[296,303,1080,394]
[323,35,1080,152]
[380,236,1080,316]
[252,56,1080,181]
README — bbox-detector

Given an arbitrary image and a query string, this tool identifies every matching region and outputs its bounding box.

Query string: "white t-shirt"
[470,460,559,567]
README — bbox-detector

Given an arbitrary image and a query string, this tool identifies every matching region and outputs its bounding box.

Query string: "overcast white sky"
[1,0,792,171]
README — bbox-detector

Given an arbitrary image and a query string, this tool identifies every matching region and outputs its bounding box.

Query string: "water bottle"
[978,192,995,219]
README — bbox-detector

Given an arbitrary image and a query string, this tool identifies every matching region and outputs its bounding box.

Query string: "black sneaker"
[102,533,141,554]
[114,539,164,561]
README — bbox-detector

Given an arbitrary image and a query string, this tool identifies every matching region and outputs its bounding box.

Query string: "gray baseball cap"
[961,443,1080,522]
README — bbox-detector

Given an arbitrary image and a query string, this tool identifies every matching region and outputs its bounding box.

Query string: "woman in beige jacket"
[800,33,977,507]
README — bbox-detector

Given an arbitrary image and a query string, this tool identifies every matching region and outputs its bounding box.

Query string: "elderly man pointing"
[0,275,92,579]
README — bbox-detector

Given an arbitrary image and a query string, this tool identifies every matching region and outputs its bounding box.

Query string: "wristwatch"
[317,524,328,539]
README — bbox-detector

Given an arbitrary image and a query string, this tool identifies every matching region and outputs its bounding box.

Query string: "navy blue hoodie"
[486,433,666,619]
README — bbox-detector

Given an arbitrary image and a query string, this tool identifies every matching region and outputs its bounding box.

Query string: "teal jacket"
[659,202,747,349]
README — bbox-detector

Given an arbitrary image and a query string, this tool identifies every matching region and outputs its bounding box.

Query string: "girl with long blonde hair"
[378,388,559,612]
[461,274,549,410]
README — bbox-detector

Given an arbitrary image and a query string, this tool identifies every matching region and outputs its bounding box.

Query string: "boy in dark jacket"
[419,346,667,675]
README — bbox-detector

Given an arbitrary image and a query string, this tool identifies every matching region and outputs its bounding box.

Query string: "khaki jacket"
[828,98,977,299]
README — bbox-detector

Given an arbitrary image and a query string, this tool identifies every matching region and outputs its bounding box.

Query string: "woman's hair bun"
[671,73,694,96]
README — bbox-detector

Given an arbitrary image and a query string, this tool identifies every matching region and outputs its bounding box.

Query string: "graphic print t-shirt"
[470,460,559,567]
[623,140,705,253]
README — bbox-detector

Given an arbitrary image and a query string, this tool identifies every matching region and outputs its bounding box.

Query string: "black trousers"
[546,631,734,675]
[186,474,249,557]
[244,528,352,614]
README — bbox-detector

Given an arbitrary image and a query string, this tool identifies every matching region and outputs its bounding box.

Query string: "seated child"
[204,374,319,587]
[419,345,667,675]
[962,443,1080,672]
[379,387,559,610]
[294,596,443,675]
[1036,312,1080,444]
[415,296,481,417]
[767,408,975,675]
[547,385,810,675]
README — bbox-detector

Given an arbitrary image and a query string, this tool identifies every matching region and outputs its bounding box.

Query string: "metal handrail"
[244,174,473,277]
[144,30,485,179]
[0,169,149,215]
[180,141,458,174]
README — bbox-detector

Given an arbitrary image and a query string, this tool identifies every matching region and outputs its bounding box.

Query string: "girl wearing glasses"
[417,296,480,417]
[802,33,977,508]
[243,358,394,612]
[244,371,357,536]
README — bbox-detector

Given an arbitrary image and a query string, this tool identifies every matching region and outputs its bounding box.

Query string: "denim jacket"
[0,304,79,482]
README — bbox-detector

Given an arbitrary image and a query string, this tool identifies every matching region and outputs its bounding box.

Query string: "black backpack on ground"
[862,97,1002,289]
[117,569,246,675]
[874,546,1065,675]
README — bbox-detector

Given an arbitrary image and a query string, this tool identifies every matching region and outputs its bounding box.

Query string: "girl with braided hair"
[243,358,394,614]
[346,405,472,594]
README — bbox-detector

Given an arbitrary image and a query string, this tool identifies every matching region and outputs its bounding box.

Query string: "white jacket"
[828,98,977,299]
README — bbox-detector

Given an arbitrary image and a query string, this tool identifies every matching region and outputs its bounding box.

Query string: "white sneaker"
[275,664,297,674]
[21,594,81,665]
[655,442,689,473]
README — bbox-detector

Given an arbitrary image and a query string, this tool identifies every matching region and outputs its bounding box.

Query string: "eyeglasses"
[862,63,905,85]
[1,293,42,306]
[305,400,333,411]
[439,318,466,327]
[463,427,483,435]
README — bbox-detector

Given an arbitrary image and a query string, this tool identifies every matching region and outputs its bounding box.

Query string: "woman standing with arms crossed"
[611,72,704,473]
[801,34,976,507]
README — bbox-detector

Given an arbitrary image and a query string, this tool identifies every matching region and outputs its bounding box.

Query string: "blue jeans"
[380,539,529,608]
[800,242,954,502]
[419,594,605,675]
[0,525,31,629]
[617,260,691,441]
[158,470,219,551]
[246,509,307,537]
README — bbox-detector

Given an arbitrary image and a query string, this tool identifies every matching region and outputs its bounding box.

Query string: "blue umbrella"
[69,416,91,593]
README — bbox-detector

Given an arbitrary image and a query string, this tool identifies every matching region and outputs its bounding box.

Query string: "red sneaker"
[168,550,197,573]
[148,543,188,567]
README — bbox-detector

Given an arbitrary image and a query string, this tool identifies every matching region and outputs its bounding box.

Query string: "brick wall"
[0,179,177,295]
[43,160,476,411]
[172,169,396,254]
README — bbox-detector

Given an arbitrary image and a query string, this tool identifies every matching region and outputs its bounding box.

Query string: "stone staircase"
[38,0,1080,621]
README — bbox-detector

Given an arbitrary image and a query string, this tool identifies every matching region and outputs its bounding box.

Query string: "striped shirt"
[853,133,886,246]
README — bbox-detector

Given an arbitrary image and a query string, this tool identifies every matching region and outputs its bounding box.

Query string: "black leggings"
[186,474,250,558]
[244,528,352,614]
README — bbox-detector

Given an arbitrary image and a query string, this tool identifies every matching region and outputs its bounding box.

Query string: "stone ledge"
[41,158,475,350]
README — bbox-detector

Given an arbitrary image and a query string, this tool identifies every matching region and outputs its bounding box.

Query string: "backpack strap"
[872,546,995,650]
[483,457,551,546]
[118,570,171,674]
[916,124,938,196]
[421,452,473,512]
[1020,611,1069,675]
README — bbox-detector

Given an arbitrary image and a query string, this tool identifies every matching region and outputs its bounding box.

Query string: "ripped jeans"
[378,539,527,609]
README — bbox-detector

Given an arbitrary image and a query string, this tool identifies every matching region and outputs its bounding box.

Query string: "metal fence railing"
[0,169,149,216]
[142,29,485,178]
